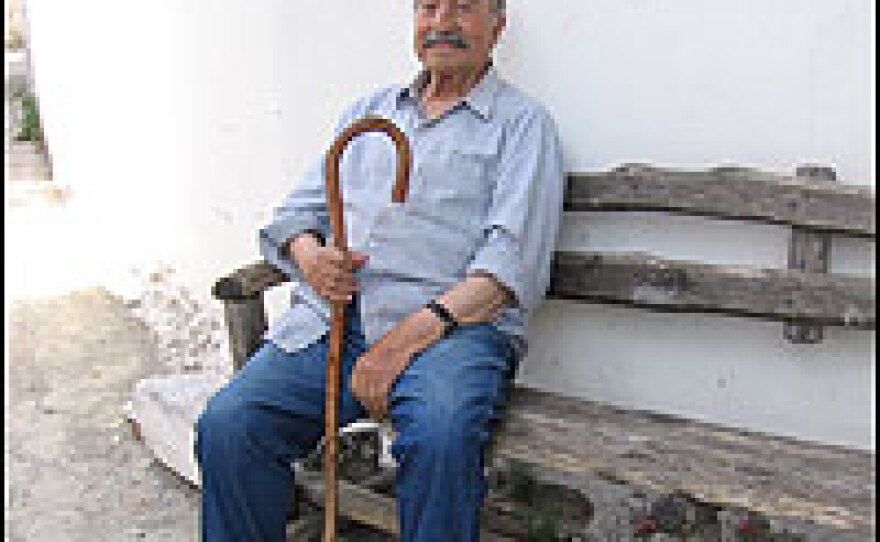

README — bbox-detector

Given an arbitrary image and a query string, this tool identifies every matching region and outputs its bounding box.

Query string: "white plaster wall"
[24,1,874,449]
[20,0,188,294]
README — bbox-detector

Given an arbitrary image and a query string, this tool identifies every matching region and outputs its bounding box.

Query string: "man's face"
[414,0,505,73]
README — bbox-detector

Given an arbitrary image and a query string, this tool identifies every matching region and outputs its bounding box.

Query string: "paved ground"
[5,287,399,542]
[6,289,202,541]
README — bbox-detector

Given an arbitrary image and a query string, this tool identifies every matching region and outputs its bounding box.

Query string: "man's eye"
[456,1,476,12]
[419,2,438,15]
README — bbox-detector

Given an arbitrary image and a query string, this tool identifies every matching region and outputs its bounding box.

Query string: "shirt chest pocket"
[366,204,475,282]
[413,141,497,232]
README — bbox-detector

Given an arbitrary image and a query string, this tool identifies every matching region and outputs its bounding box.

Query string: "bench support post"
[784,165,836,343]
[222,295,267,371]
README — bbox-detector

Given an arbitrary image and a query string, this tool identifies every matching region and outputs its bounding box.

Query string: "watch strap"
[426,300,458,336]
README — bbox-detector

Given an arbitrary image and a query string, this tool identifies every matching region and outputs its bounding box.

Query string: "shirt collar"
[397,63,501,122]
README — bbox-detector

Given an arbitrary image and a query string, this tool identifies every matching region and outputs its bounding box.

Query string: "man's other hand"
[289,233,368,303]
[350,334,411,420]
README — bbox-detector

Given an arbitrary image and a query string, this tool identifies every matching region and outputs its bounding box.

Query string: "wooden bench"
[134,163,876,540]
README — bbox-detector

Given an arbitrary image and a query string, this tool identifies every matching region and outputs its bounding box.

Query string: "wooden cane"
[323,116,411,542]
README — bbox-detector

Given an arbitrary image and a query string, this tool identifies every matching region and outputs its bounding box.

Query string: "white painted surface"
[129,374,225,488]
[23,1,875,449]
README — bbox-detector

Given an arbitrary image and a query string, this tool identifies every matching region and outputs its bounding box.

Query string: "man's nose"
[433,3,458,26]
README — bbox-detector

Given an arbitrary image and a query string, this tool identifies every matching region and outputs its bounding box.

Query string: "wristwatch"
[425,299,458,337]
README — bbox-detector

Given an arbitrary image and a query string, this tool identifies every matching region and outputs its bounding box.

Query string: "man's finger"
[365,398,380,420]
[316,249,336,266]
[374,396,388,420]
[321,248,348,268]
[351,370,370,400]
[350,251,370,269]
[321,271,356,290]
[329,273,356,289]
[361,384,377,413]
[349,372,360,397]
[370,401,387,421]
[372,388,388,418]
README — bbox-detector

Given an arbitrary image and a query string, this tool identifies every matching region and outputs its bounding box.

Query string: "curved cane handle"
[325,115,412,250]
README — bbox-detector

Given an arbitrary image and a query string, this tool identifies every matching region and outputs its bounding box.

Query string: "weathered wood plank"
[548,251,876,329]
[131,374,874,538]
[297,469,400,536]
[490,385,875,536]
[285,515,322,541]
[222,297,268,370]
[212,261,286,369]
[212,260,288,300]
[565,164,876,238]
[295,469,517,540]
[784,166,837,343]
[214,254,876,331]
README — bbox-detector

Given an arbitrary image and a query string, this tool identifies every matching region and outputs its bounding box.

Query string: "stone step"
[5,164,52,182]
[6,140,44,153]
[5,141,52,181]
[6,159,51,171]
[6,147,49,168]
[4,50,28,83]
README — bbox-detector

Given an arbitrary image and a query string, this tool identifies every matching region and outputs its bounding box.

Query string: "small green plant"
[15,90,44,143]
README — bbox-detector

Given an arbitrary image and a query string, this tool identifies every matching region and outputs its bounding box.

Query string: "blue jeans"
[195,299,518,541]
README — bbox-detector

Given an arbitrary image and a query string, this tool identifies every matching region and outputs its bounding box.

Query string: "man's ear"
[491,12,506,47]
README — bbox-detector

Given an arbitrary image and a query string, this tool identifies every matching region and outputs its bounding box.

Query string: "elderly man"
[195,1,563,540]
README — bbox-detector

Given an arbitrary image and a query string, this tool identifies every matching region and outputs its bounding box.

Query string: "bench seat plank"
[129,374,875,537]
[492,385,875,535]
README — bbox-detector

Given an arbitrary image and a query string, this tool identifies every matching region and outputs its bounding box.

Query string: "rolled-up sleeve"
[466,108,564,312]
[258,156,331,284]
[258,101,364,283]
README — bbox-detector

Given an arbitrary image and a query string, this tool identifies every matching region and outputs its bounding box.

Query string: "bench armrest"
[212,260,289,301]
[212,260,289,370]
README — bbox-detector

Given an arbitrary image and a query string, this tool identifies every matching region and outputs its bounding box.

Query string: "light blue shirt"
[258,66,564,361]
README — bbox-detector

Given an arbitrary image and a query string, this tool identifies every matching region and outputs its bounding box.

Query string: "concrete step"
[5,164,52,182]
[5,140,52,181]
[4,50,30,97]
[6,154,51,167]
[6,146,49,167]
[6,140,44,154]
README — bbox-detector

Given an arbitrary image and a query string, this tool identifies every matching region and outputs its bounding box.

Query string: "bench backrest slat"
[548,251,876,329]
[566,165,876,238]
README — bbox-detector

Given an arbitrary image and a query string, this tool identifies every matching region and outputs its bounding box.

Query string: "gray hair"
[414,0,506,14]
